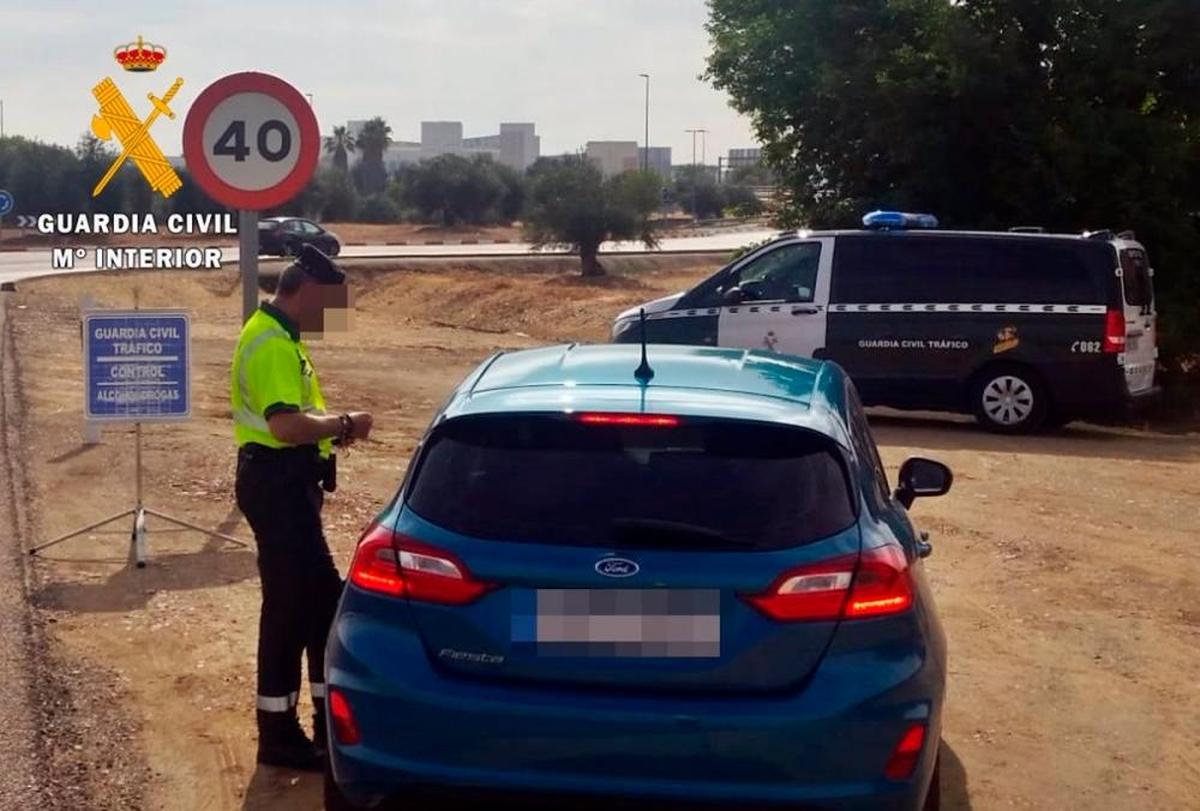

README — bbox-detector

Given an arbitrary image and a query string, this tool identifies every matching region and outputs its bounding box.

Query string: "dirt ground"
[3,257,1198,810]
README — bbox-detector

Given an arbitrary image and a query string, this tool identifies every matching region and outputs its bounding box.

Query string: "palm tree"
[323,125,356,174]
[354,117,392,194]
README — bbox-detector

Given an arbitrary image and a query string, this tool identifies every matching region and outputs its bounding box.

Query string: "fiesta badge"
[595,557,640,578]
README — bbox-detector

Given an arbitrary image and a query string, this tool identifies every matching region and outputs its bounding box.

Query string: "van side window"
[1119,249,1154,307]
[832,236,1103,304]
[731,242,821,303]
[845,384,890,507]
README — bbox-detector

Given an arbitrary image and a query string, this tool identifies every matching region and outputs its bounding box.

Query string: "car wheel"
[922,752,941,811]
[327,241,341,257]
[323,770,362,811]
[282,241,298,258]
[971,365,1048,433]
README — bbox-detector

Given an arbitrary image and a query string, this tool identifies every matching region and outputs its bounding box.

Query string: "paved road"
[0,228,780,286]
[0,294,42,809]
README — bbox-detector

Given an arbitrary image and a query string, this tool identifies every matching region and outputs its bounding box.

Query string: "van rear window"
[832,236,1107,304]
[406,414,856,551]
[1119,249,1154,307]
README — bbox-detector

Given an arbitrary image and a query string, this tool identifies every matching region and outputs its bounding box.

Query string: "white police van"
[612,211,1158,432]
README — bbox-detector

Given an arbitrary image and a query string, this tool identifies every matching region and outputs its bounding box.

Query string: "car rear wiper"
[610,518,755,549]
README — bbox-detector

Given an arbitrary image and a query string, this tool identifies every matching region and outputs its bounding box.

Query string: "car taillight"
[577,412,680,427]
[348,523,496,605]
[328,688,361,746]
[884,722,928,780]
[742,544,913,622]
[1104,309,1126,354]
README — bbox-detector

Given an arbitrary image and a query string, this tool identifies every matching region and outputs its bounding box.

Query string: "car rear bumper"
[326,609,943,810]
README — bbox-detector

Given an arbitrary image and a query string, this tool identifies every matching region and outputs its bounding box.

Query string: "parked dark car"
[257,217,341,257]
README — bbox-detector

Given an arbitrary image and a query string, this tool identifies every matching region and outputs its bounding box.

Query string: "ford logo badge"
[595,557,639,578]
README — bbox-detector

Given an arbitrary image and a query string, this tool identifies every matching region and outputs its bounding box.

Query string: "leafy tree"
[524,157,660,277]
[324,125,356,174]
[165,169,227,217]
[705,0,1200,360]
[728,163,775,187]
[492,161,527,223]
[674,165,725,219]
[318,169,358,221]
[0,136,87,216]
[722,184,766,217]
[400,154,515,226]
[358,193,401,223]
[354,117,392,195]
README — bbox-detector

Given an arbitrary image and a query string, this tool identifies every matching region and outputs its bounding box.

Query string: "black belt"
[238,443,337,493]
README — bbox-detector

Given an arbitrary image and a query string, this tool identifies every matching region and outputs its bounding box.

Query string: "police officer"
[230,245,373,771]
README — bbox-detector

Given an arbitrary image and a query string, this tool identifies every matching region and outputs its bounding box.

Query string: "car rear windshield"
[405,414,856,551]
[1119,249,1154,307]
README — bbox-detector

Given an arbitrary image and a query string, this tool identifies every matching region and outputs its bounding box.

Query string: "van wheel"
[971,366,1048,433]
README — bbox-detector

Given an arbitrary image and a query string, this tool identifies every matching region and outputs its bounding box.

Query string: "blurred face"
[294,279,353,337]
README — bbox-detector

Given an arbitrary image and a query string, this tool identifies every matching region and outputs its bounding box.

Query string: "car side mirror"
[721,286,744,305]
[894,457,953,509]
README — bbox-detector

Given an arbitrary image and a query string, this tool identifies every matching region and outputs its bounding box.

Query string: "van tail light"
[348,523,496,605]
[1103,309,1126,354]
[884,722,928,780]
[328,688,361,746]
[742,544,913,622]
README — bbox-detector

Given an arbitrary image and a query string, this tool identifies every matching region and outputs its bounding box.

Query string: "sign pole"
[239,209,258,322]
[133,421,147,567]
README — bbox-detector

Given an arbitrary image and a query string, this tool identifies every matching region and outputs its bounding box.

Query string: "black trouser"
[235,444,343,726]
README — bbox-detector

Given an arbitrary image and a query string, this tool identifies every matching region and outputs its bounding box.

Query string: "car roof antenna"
[634,309,655,384]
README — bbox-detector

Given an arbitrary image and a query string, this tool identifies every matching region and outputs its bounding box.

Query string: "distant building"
[335,120,541,172]
[586,141,639,178]
[638,147,672,177]
[726,148,764,172]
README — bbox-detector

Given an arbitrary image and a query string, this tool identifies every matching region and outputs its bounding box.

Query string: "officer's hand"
[348,411,374,440]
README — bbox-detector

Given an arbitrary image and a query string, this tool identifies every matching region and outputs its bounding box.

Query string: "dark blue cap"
[294,244,346,284]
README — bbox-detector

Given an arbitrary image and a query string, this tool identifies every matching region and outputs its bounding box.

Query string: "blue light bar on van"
[862,211,939,230]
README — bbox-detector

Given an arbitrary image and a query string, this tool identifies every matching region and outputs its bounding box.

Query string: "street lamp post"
[639,74,650,173]
[686,128,705,219]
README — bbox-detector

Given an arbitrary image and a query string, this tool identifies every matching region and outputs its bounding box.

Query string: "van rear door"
[1117,243,1156,394]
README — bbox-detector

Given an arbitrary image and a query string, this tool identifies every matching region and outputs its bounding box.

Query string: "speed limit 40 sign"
[182,72,319,210]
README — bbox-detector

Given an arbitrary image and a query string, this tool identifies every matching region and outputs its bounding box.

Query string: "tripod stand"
[29,422,246,567]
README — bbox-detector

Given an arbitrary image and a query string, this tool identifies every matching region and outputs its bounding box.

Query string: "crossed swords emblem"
[90,76,184,199]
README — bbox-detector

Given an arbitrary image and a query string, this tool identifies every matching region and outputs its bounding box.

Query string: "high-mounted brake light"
[1103,309,1126,354]
[884,722,928,780]
[577,413,680,427]
[348,523,496,605]
[742,544,913,622]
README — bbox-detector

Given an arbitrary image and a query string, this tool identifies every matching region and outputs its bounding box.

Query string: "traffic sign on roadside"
[84,309,191,422]
[182,72,320,321]
[0,190,13,216]
[182,72,319,211]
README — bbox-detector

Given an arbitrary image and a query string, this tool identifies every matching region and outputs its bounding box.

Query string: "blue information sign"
[0,189,12,216]
[84,310,191,422]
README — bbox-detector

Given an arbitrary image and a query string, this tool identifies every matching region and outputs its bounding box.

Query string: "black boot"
[257,709,323,772]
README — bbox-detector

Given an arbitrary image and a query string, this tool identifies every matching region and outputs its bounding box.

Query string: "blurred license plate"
[512,589,721,658]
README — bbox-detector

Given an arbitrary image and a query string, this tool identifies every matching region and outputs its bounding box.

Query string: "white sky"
[1,0,757,164]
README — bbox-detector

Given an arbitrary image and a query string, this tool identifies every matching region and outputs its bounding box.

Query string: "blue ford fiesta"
[324,344,951,810]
